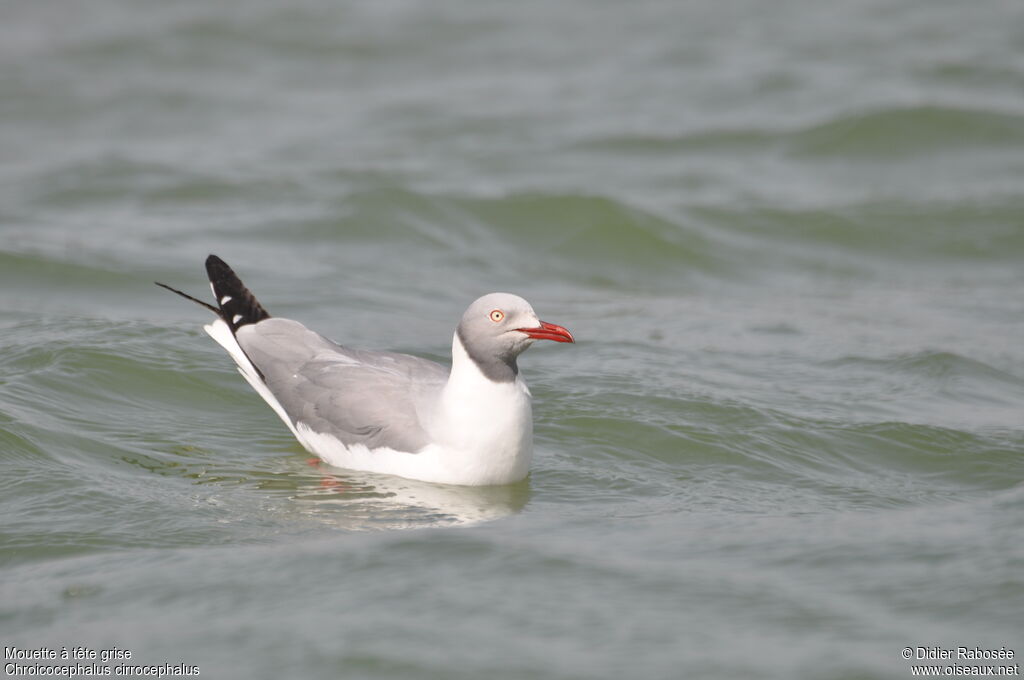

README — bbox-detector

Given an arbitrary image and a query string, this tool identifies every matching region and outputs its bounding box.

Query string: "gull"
[157,255,574,486]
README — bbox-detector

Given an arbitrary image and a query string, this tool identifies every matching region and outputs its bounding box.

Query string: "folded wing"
[236,318,448,453]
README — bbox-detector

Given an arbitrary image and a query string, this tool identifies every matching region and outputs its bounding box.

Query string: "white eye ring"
[489,309,505,323]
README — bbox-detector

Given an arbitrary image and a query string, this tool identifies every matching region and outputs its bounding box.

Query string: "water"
[2,0,1023,678]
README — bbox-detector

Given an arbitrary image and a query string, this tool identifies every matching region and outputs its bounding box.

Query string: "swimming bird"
[157,255,574,486]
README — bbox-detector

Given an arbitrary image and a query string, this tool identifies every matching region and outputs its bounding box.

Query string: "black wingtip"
[204,255,271,334]
[205,254,229,275]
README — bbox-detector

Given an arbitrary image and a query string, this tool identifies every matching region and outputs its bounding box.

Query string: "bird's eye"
[489,309,505,323]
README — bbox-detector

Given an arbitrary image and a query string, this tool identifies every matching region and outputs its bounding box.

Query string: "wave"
[574,104,1024,160]
[552,344,1024,513]
[284,187,729,286]
[689,193,1024,263]
[20,154,301,210]
[787,105,1024,158]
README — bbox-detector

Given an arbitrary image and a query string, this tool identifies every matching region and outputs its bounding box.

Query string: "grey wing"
[235,318,448,452]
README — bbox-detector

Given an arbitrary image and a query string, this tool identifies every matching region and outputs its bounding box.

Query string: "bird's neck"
[454,326,518,383]
[445,331,530,401]
[436,333,533,462]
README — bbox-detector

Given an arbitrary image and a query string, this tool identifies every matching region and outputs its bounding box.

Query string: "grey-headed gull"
[157,255,574,486]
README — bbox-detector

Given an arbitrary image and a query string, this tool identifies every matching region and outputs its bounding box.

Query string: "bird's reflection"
[291,458,531,530]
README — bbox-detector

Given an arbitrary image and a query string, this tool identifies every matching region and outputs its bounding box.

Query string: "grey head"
[455,292,574,383]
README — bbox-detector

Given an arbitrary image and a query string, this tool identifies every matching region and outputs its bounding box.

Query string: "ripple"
[692,195,1024,263]
[787,105,1024,158]
[284,187,729,289]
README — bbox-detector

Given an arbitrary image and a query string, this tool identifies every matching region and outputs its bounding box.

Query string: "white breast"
[426,333,534,485]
